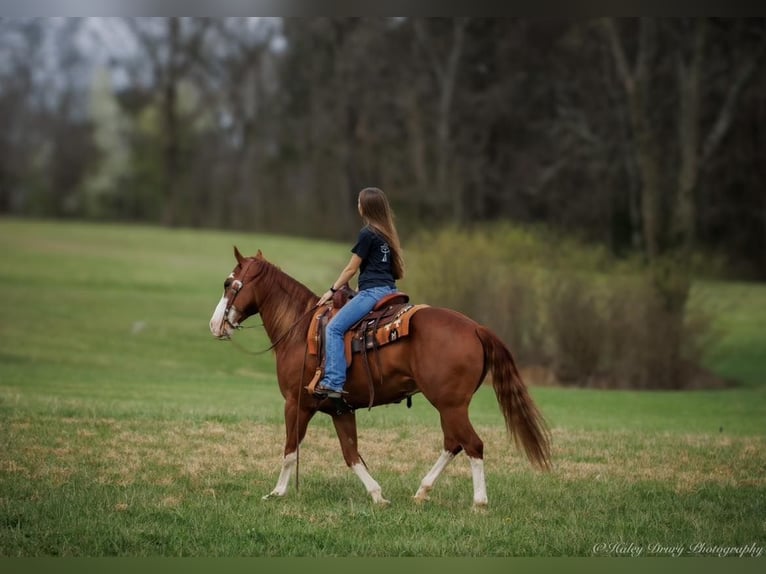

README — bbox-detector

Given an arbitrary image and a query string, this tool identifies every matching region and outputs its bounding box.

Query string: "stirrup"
[313,384,347,399]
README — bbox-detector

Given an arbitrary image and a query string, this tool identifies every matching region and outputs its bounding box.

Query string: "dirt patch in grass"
[2,416,764,496]
[543,429,766,492]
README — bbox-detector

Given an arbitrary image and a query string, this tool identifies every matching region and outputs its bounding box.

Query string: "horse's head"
[209,246,264,339]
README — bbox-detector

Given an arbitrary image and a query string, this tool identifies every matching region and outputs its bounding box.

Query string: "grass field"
[1,218,765,557]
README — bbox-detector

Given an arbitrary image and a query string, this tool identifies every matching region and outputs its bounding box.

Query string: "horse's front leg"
[262,399,315,500]
[331,410,389,506]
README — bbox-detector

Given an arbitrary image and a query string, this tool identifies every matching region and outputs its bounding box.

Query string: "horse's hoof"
[413,486,431,503]
[261,491,283,501]
[472,501,488,513]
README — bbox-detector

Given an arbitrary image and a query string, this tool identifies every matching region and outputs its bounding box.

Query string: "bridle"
[219,257,317,356]
[222,278,243,330]
[221,258,256,335]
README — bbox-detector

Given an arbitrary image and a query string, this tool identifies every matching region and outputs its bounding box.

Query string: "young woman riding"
[314,187,405,398]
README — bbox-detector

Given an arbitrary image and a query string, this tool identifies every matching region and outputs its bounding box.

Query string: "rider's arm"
[317,254,362,306]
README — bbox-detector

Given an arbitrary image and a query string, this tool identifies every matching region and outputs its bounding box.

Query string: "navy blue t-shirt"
[352,226,396,290]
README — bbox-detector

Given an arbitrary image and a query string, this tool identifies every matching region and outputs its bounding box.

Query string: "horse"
[209,247,551,508]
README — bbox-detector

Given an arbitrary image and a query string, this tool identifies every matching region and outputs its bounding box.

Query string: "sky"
[0,1,427,17]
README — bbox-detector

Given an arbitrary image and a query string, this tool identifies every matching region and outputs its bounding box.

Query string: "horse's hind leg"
[263,401,315,500]
[415,406,487,508]
[413,448,459,503]
[331,411,390,506]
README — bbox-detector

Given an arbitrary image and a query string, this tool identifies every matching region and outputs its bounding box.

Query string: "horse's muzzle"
[210,296,238,339]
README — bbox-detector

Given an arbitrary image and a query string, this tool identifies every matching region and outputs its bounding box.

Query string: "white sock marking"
[469,456,488,506]
[262,451,297,499]
[414,450,456,500]
[352,462,389,505]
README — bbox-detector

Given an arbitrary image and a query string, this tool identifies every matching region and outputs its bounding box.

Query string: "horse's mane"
[254,257,318,347]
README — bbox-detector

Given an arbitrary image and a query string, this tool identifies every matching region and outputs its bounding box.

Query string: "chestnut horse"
[209,247,551,508]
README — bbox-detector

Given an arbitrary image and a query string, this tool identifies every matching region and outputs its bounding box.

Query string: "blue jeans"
[319,286,397,391]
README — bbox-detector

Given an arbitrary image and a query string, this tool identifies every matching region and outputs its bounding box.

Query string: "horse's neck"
[256,270,316,346]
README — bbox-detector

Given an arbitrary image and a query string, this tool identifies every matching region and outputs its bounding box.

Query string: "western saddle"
[305,284,428,408]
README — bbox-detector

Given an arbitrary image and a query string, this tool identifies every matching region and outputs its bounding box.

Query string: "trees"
[121,18,215,227]
[0,17,764,277]
[601,18,766,260]
[0,18,95,218]
[589,19,766,383]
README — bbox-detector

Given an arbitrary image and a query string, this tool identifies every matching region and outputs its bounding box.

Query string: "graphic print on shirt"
[380,243,390,262]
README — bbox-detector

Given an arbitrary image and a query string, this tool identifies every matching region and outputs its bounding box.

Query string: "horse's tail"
[476,326,552,471]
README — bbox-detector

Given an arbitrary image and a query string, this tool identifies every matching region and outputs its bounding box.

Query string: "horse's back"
[407,305,487,388]
[411,304,482,336]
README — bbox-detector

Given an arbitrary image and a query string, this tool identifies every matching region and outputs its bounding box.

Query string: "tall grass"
[1,218,764,557]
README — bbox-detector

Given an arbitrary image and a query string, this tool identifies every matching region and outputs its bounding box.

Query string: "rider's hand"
[317,289,334,307]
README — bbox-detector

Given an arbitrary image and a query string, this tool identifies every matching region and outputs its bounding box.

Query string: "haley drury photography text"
[592,542,764,558]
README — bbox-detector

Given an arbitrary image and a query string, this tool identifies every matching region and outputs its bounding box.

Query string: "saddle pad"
[307,304,429,363]
[344,304,429,359]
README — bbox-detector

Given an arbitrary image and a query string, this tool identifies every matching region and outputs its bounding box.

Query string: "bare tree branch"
[601,18,634,94]
[413,18,444,83]
[701,32,766,165]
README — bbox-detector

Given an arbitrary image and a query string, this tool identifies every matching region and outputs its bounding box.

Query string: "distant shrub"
[601,264,715,389]
[404,224,716,390]
[547,275,606,385]
[403,226,548,366]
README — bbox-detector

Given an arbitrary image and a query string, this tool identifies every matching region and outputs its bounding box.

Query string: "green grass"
[1,218,765,557]
[691,279,766,389]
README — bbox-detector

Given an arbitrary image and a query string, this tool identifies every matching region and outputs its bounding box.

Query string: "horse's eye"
[224,278,233,290]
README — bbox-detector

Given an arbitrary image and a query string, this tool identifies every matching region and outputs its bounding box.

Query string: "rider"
[314,187,405,398]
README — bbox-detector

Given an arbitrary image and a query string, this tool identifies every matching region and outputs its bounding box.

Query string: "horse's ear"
[233,246,244,264]
[255,249,264,260]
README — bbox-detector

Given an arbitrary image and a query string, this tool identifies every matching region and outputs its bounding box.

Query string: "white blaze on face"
[210,273,238,338]
[209,295,229,338]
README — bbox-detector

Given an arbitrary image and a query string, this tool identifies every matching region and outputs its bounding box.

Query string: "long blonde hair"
[358,187,405,280]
